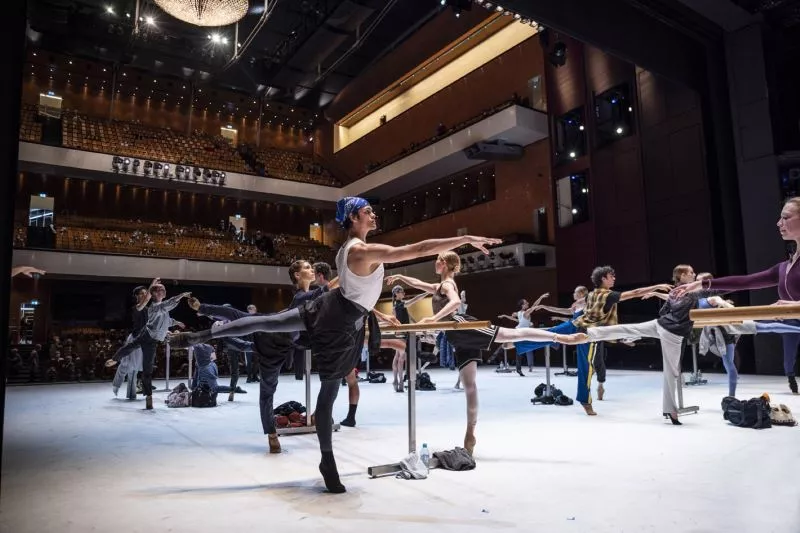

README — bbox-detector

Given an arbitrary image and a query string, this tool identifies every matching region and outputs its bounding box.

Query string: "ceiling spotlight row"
[111,156,227,186]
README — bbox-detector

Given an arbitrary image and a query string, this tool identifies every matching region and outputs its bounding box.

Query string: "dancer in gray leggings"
[171,196,502,493]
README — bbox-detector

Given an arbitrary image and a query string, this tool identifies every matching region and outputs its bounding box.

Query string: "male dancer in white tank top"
[170,196,502,493]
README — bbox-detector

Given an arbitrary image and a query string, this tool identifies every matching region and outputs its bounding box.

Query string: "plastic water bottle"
[420,443,430,469]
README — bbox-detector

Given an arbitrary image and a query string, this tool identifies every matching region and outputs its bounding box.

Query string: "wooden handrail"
[690,304,800,326]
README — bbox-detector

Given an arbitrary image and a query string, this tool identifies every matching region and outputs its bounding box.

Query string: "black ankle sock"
[319,451,346,493]
[340,404,357,427]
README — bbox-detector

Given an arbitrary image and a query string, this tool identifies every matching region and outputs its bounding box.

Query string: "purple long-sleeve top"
[707,260,800,301]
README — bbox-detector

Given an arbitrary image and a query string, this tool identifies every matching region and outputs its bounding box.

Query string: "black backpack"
[367,371,387,384]
[722,396,772,429]
[191,383,218,408]
[416,372,436,391]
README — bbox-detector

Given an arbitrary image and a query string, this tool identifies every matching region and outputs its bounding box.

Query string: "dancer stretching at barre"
[385,254,577,456]
[560,264,800,424]
[497,292,551,376]
[170,196,509,493]
[673,197,800,395]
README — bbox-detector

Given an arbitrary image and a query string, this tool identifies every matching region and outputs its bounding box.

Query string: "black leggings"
[316,380,340,452]
[210,308,306,338]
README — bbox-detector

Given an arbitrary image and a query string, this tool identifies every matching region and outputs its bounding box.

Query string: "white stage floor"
[2,367,799,533]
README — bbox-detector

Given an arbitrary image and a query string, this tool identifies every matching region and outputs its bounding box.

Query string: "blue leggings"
[514,320,578,354]
[721,344,738,397]
[757,320,800,376]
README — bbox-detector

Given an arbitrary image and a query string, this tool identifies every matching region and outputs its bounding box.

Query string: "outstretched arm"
[620,283,672,302]
[372,308,400,326]
[11,266,46,278]
[534,304,574,316]
[403,292,428,308]
[497,314,519,322]
[352,235,501,266]
[135,278,159,311]
[641,292,669,302]
[385,274,437,294]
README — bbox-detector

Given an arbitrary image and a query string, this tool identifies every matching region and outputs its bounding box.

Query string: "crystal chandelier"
[153,0,249,27]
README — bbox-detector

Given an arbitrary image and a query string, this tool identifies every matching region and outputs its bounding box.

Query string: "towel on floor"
[396,452,428,480]
[432,447,476,471]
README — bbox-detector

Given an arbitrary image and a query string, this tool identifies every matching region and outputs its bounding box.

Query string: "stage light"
[569,151,576,159]
[132,159,140,172]
[112,156,123,171]
[616,127,624,135]
[572,208,578,215]
[105,6,114,14]
[210,33,221,43]
[144,161,153,176]
[162,164,170,178]
[219,172,226,185]
[579,125,585,131]
[39,193,46,198]
[145,16,155,25]
[122,158,131,171]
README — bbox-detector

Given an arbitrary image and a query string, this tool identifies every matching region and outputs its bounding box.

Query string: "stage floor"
[2,367,799,533]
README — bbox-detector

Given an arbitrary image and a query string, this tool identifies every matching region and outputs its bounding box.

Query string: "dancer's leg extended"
[316,379,345,493]
[512,320,578,353]
[171,308,306,346]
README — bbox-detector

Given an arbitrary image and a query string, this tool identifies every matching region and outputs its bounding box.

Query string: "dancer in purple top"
[675,196,800,394]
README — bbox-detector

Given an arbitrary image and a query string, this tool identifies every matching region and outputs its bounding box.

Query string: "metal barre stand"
[367,321,491,478]
[530,346,557,405]
[677,343,699,415]
[555,344,577,377]
[277,349,340,436]
[495,346,514,373]
[684,343,707,386]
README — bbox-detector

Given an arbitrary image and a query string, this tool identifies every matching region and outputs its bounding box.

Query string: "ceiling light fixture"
[152,0,248,27]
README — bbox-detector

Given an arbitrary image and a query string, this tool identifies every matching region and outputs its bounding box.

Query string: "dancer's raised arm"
[385,274,437,294]
[352,235,501,268]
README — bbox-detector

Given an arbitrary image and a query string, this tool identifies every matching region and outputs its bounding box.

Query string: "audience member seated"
[191,343,233,394]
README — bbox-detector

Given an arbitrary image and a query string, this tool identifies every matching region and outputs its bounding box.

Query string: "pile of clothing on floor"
[273,401,307,428]
[531,383,573,405]
[722,393,797,429]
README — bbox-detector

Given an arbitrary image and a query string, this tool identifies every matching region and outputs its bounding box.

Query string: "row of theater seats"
[23,216,336,266]
[20,106,340,187]
[19,104,42,142]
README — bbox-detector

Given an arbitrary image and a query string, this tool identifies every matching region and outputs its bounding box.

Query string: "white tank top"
[516,310,532,328]
[336,237,384,311]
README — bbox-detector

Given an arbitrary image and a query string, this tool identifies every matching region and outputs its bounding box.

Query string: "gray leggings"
[316,380,341,453]
[210,308,306,338]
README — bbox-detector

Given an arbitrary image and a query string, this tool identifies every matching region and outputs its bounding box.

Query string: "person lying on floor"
[192,343,233,394]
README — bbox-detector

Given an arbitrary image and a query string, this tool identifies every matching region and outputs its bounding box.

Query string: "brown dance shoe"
[582,402,597,416]
[145,395,153,410]
[268,434,282,454]
[597,383,605,401]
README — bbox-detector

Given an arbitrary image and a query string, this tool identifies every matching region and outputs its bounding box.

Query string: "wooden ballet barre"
[367,320,491,479]
[690,304,800,326]
[374,321,492,334]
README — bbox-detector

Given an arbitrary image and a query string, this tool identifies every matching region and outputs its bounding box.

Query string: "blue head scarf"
[335,197,369,227]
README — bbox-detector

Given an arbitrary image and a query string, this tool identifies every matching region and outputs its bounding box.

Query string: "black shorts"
[297,288,367,381]
[444,314,499,370]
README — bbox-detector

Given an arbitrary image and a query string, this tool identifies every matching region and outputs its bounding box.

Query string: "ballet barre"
[367,320,491,478]
[278,349,340,436]
[690,304,800,327]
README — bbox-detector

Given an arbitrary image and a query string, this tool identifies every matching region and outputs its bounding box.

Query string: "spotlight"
[193,167,201,181]
[628,106,633,112]
[105,5,114,14]
[581,188,588,194]
[132,159,140,172]
[221,37,228,44]
[210,33,221,43]
[212,170,220,184]
[219,172,226,185]
[440,0,445,4]
[549,41,567,67]
[176,165,184,178]
[145,16,155,25]
[154,163,163,177]
[162,164,170,178]
[496,6,503,12]
[571,208,578,215]
[616,127,624,135]
[122,158,131,171]
[203,168,211,183]
[569,151,576,159]
[579,125,585,131]
[514,13,521,19]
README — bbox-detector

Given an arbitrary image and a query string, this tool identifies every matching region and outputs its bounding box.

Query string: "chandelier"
[152,0,249,27]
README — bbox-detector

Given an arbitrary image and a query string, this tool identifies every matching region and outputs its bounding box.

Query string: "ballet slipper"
[582,402,597,416]
[268,434,282,454]
[597,383,605,401]
[319,453,346,493]
[464,432,477,456]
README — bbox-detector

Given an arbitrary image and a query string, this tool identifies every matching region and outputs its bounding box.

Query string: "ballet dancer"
[390,285,427,391]
[561,264,800,423]
[108,278,189,410]
[385,253,576,456]
[674,196,800,394]
[497,293,551,375]
[189,296,294,454]
[111,286,148,400]
[170,196,503,493]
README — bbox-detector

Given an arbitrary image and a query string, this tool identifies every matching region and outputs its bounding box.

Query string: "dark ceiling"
[26,0,443,111]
